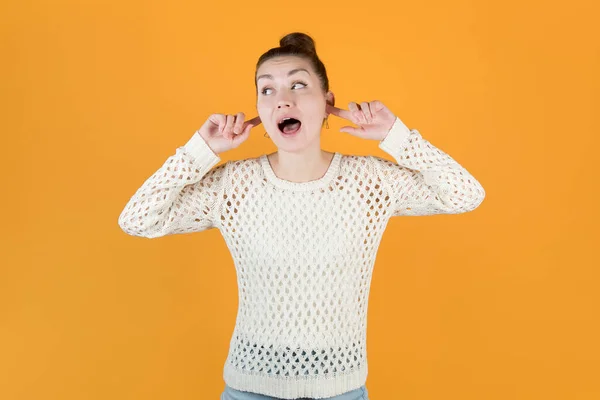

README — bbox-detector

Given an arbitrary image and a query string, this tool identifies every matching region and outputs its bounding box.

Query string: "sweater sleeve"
[118,131,228,238]
[371,117,485,217]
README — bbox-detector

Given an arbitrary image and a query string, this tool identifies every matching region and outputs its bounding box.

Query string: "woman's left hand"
[326,100,397,141]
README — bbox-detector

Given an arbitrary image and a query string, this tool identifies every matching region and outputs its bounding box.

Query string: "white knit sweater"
[118,116,485,399]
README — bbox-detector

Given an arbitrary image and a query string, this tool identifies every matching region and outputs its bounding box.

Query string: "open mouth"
[277,118,302,135]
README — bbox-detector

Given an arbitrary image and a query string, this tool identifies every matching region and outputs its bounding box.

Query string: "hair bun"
[279,32,317,54]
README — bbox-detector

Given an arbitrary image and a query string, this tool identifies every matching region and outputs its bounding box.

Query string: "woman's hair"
[255,32,333,106]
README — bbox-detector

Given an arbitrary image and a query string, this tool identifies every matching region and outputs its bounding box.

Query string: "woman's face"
[256,56,333,148]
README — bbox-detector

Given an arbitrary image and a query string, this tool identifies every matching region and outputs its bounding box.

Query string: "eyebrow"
[257,68,310,83]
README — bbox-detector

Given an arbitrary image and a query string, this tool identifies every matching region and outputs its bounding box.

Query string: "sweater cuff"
[378,116,411,154]
[183,130,221,166]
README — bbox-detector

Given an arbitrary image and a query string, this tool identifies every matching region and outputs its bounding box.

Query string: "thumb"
[340,126,367,139]
[233,123,252,144]
[339,126,359,134]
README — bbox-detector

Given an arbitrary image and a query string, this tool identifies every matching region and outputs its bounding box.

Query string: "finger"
[233,112,245,135]
[326,103,353,121]
[224,114,235,139]
[361,102,372,124]
[244,115,262,127]
[211,114,227,135]
[348,102,364,124]
[240,116,261,135]
[370,100,385,113]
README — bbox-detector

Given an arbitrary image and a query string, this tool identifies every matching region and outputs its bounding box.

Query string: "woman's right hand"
[197,112,262,155]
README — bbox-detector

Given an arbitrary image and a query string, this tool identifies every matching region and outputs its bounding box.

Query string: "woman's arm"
[118,131,229,238]
[371,117,485,217]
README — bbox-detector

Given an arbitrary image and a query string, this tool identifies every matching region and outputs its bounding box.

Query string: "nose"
[277,93,294,109]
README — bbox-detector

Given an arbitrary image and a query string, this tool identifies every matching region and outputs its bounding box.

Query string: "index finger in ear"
[244,116,262,128]
[326,104,353,121]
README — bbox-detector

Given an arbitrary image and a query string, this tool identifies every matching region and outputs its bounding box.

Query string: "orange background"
[2,0,599,399]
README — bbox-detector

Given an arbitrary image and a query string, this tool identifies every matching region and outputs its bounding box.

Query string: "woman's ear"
[325,91,335,116]
[326,91,335,107]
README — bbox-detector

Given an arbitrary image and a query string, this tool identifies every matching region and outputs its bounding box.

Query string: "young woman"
[118,32,485,400]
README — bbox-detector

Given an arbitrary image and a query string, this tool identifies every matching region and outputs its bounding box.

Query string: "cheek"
[305,102,325,121]
[256,100,272,113]
[256,104,268,117]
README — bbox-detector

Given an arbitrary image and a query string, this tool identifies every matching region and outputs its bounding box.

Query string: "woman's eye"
[293,81,307,89]
[261,81,306,95]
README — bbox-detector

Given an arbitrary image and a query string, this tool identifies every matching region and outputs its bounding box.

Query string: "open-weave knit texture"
[118,116,485,399]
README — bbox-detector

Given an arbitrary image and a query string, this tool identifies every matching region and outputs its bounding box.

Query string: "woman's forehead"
[257,56,312,77]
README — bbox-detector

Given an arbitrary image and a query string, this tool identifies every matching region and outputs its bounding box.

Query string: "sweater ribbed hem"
[223,361,368,399]
[378,116,411,157]
[182,130,221,167]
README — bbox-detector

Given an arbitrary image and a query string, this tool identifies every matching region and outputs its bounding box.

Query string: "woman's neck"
[267,150,335,183]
